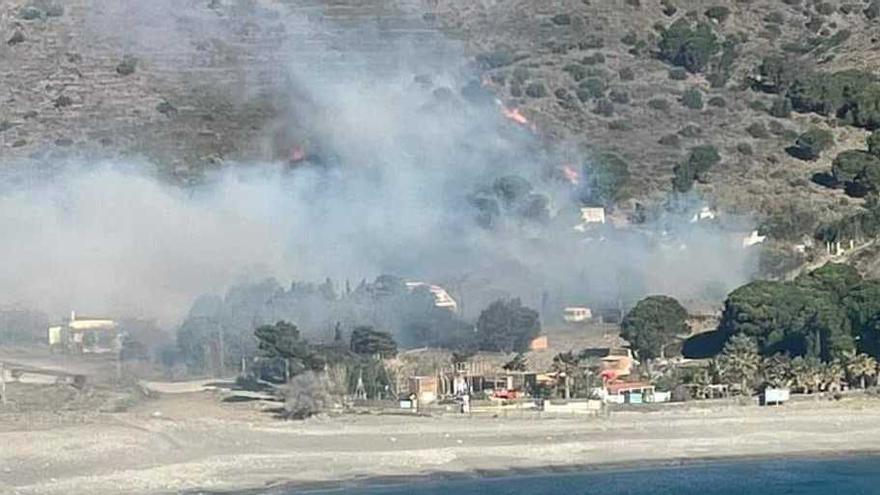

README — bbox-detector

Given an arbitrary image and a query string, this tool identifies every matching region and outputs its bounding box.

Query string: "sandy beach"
[2,391,880,495]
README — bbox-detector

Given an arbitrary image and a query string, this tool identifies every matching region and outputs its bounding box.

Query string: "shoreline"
[209,449,880,494]
[5,393,880,494]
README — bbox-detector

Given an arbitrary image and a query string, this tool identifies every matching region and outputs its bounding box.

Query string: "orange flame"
[560,164,579,185]
[501,106,529,125]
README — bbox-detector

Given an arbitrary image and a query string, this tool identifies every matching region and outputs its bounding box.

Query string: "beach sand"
[2,392,880,494]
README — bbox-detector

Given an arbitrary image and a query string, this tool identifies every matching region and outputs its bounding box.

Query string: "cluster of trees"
[811,131,880,197]
[679,264,880,366]
[468,175,551,228]
[176,275,543,372]
[672,145,721,193]
[578,152,630,206]
[673,334,879,397]
[622,264,880,393]
[175,275,471,372]
[756,57,880,131]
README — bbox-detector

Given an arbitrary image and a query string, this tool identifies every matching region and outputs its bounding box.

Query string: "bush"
[609,89,630,104]
[769,97,792,118]
[593,98,615,116]
[578,36,605,50]
[551,13,572,26]
[525,82,548,98]
[661,0,677,16]
[764,11,785,24]
[281,372,332,419]
[563,64,588,82]
[737,143,754,155]
[681,88,704,109]
[579,77,606,99]
[648,98,671,111]
[867,0,880,20]
[816,2,835,15]
[679,124,702,137]
[668,67,688,80]
[476,50,515,69]
[658,18,720,73]
[619,67,635,81]
[512,66,530,83]
[868,132,880,158]
[708,96,726,108]
[673,145,721,192]
[705,6,731,23]
[659,134,681,147]
[787,127,834,161]
[582,53,606,65]
[832,150,880,195]
[621,32,638,46]
[116,56,137,76]
[746,122,770,139]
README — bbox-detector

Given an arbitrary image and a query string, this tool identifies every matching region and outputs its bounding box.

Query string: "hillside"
[2,0,880,279]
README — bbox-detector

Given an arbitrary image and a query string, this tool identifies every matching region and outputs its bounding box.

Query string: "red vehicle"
[493,389,520,399]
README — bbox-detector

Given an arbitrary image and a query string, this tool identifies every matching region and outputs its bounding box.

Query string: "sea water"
[305,456,880,494]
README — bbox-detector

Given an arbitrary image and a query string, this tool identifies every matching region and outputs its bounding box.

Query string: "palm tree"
[790,356,823,394]
[821,360,844,392]
[717,334,760,396]
[843,350,878,389]
[761,354,793,389]
[552,351,580,400]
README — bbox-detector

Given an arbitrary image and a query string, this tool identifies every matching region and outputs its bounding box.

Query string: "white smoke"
[0,1,757,329]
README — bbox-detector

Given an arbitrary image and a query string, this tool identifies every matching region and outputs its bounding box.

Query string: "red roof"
[606,381,653,394]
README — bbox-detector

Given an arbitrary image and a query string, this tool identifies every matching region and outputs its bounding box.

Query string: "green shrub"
[551,13,571,25]
[525,82,548,98]
[579,77,607,99]
[582,53,606,65]
[619,67,635,81]
[832,150,880,195]
[705,6,731,23]
[512,66,530,83]
[746,122,770,139]
[769,97,792,118]
[737,143,754,155]
[593,99,615,116]
[681,88,704,109]
[563,64,588,81]
[867,0,880,20]
[578,36,605,50]
[659,134,681,147]
[609,89,630,104]
[668,67,688,80]
[788,127,834,161]
[673,145,721,192]
[708,96,726,107]
[116,56,137,76]
[679,125,702,137]
[764,11,785,24]
[648,98,671,111]
[621,32,638,46]
[816,2,835,15]
[868,132,880,158]
[658,18,720,73]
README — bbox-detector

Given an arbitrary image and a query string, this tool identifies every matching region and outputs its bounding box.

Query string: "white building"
[563,307,593,323]
[742,230,767,248]
[405,282,458,312]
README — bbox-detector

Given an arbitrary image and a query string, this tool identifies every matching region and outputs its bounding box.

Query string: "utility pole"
[1,362,7,406]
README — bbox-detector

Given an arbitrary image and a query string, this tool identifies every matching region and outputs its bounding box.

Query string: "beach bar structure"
[604,381,654,404]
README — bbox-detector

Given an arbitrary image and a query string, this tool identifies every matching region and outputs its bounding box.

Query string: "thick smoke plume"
[0,1,756,331]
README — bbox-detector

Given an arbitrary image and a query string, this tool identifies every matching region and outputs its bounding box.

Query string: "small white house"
[563,307,593,323]
[742,230,767,248]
